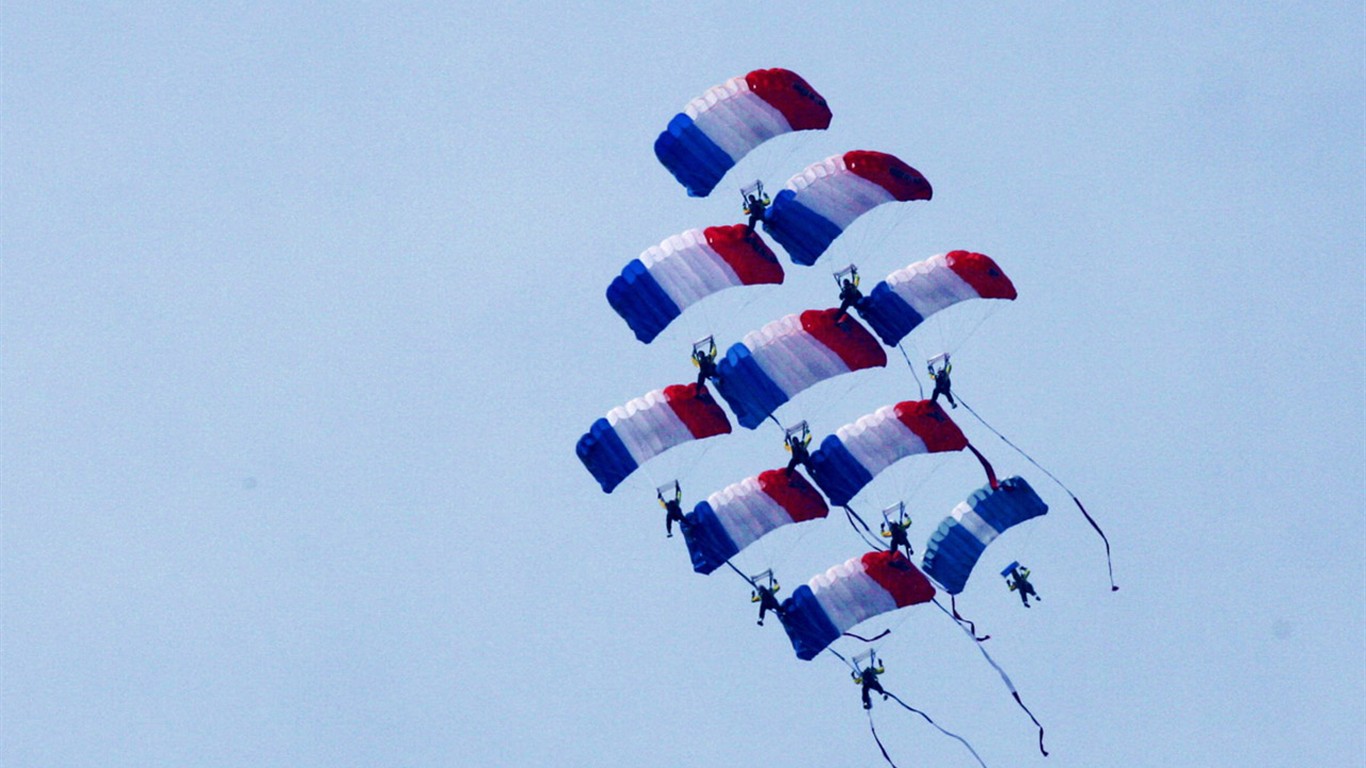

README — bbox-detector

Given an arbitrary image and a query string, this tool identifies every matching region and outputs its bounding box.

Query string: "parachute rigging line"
[895,343,925,399]
[949,595,991,642]
[843,505,884,550]
[875,693,991,768]
[842,629,892,643]
[933,599,1048,756]
[957,395,1118,591]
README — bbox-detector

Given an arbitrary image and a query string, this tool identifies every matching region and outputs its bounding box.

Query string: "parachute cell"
[577,383,732,493]
[714,309,887,429]
[683,468,830,574]
[808,400,968,506]
[780,550,936,660]
[920,476,1048,594]
[763,151,932,266]
[858,251,1018,346]
[607,225,784,343]
[655,68,833,197]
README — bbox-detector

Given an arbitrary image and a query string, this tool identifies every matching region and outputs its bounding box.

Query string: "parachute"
[807,400,973,506]
[763,151,932,266]
[577,383,732,493]
[683,468,830,575]
[714,308,888,429]
[780,549,936,660]
[655,68,833,198]
[607,225,784,343]
[857,251,1018,347]
[921,477,1048,594]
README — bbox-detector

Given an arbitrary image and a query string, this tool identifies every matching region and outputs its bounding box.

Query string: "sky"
[3,3,1362,767]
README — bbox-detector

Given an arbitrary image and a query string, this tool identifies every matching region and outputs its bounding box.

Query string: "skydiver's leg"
[862,688,872,709]
[945,389,957,408]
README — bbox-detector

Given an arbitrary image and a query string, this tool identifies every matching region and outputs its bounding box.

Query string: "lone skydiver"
[784,425,813,478]
[852,657,889,709]
[1004,562,1041,607]
[833,267,863,324]
[657,481,686,538]
[751,580,784,626]
[928,355,956,409]
[880,509,914,559]
[742,182,770,233]
[692,339,720,390]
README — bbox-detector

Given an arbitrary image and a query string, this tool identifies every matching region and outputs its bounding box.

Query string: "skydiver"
[881,515,914,559]
[693,341,720,390]
[928,355,957,408]
[1005,564,1041,608]
[784,429,813,478]
[743,186,770,233]
[752,581,784,626]
[657,481,686,538]
[853,659,889,709]
[833,273,863,324]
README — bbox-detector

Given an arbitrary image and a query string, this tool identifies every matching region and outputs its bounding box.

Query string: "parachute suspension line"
[958,395,1119,592]
[896,343,926,399]
[843,505,885,551]
[949,595,991,642]
[723,560,760,591]
[866,711,901,768]
[843,629,892,643]
[933,599,1049,757]
[965,442,999,489]
[881,691,991,768]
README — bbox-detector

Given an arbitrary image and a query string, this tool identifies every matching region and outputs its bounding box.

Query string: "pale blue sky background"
[3,4,1362,767]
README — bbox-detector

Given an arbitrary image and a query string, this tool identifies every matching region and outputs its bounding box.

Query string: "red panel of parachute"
[861,550,936,607]
[946,250,1018,300]
[757,468,829,523]
[664,383,733,438]
[744,68,833,131]
[800,309,888,371]
[705,225,784,286]
[893,400,968,452]
[844,150,933,202]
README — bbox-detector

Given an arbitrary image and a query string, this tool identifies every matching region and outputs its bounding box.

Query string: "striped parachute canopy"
[857,251,1018,347]
[714,308,887,429]
[607,225,784,344]
[920,476,1048,595]
[576,383,731,493]
[781,550,936,660]
[808,400,969,506]
[763,151,932,266]
[654,68,832,197]
[683,468,830,574]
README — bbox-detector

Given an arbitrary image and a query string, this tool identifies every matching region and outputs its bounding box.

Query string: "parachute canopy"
[607,225,784,343]
[808,399,967,506]
[781,550,936,660]
[683,468,830,575]
[763,150,932,266]
[655,68,832,197]
[715,308,887,429]
[921,476,1048,594]
[858,251,1018,347]
[577,383,731,493]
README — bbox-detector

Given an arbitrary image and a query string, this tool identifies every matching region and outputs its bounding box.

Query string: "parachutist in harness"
[691,337,720,390]
[783,421,813,478]
[1003,561,1041,607]
[657,481,686,538]
[749,571,784,626]
[851,651,888,709]
[742,181,770,233]
[927,354,956,408]
[832,265,863,324]
[880,503,913,559]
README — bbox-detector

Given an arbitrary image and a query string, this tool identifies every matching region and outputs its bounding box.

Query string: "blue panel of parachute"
[921,476,1048,595]
[654,114,734,198]
[606,259,682,343]
[575,419,639,494]
[806,435,873,507]
[681,501,741,575]
[762,190,842,266]
[856,282,925,347]
[714,344,788,429]
[779,585,842,661]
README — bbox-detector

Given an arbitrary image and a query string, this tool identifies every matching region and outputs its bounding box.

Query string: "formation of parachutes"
[576,68,1115,766]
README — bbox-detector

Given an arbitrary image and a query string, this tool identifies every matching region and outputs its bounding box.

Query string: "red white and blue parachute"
[607,225,784,344]
[780,549,937,660]
[655,68,833,198]
[763,151,932,266]
[857,251,1018,347]
[577,383,732,493]
[920,476,1049,594]
[808,400,973,506]
[714,309,888,429]
[683,468,830,574]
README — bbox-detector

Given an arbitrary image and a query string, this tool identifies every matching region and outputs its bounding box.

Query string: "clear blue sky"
[4,3,1362,767]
